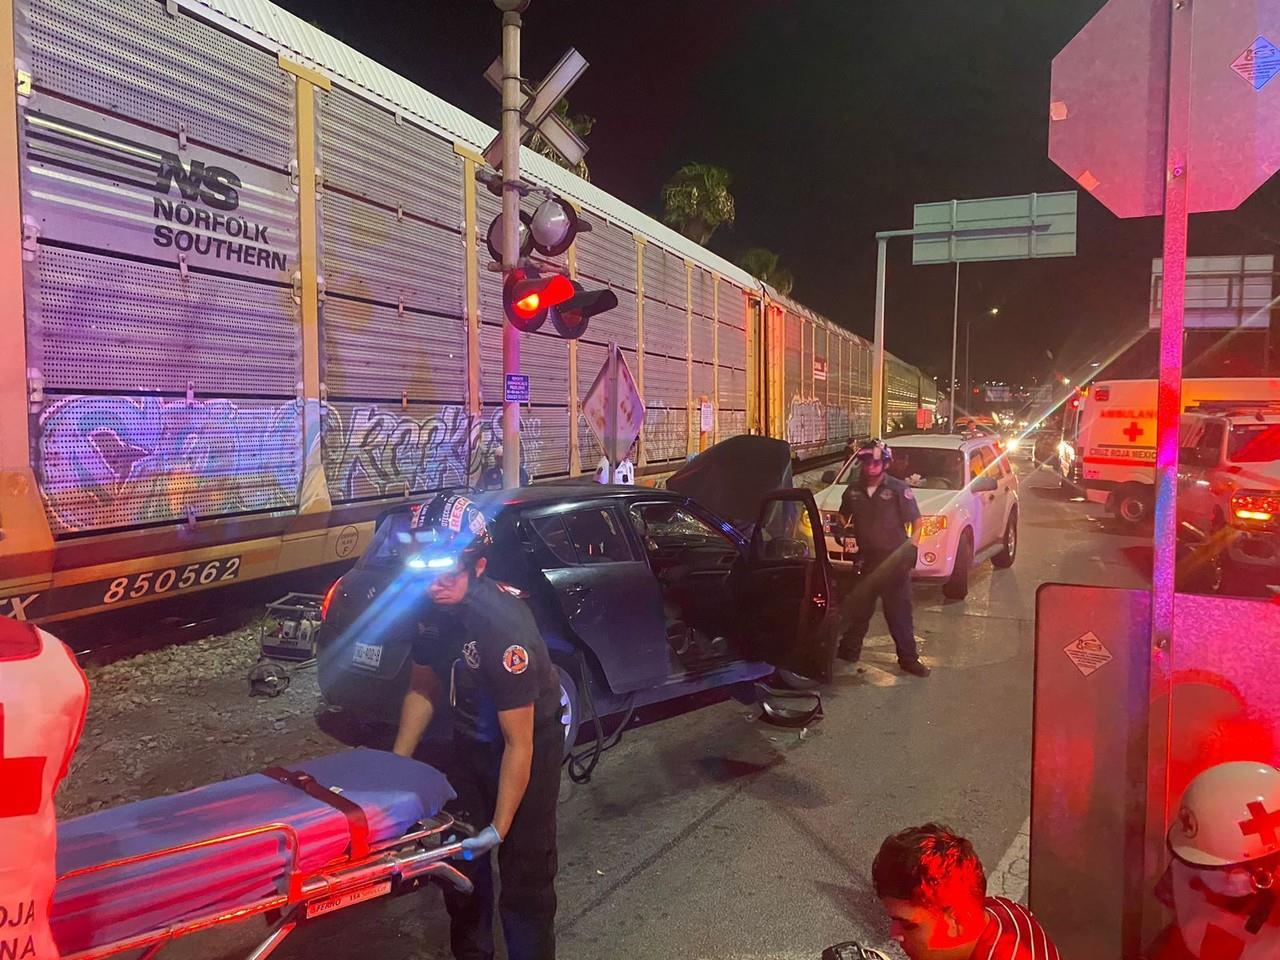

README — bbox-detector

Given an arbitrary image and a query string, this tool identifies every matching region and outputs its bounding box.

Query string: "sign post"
[486,1,592,487]
[870,191,1078,435]
[581,345,645,482]
[1036,0,1280,954]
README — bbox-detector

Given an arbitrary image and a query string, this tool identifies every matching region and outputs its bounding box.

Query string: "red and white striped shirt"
[971,897,1062,960]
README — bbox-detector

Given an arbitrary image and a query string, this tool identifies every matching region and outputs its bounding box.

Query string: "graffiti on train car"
[786,396,828,448]
[642,401,689,463]
[322,405,542,500]
[37,395,301,532]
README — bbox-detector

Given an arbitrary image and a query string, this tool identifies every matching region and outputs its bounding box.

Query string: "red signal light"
[504,269,575,332]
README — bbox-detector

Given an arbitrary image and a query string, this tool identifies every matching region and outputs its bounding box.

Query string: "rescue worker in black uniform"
[392,493,563,960]
[836,440,931,677]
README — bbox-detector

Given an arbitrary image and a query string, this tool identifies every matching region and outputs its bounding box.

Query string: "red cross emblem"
[1238,800,1280,847]
[0,704,47,818]
[1123,421,1145,443]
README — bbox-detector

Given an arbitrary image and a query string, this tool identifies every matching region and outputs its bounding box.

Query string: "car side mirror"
[973,476,998,493]
[821,470,837,484]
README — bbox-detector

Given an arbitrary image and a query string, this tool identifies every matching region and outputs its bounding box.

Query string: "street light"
[963,307,1000,416]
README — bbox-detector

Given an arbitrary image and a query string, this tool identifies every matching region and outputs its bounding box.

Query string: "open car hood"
[667,435,794,526]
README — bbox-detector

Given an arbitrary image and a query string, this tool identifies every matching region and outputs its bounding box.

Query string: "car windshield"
[836,447,966,491]
[1228,423,1280,464]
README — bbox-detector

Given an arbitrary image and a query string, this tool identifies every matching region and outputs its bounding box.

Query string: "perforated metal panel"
[575,214,635,289]
[319,86,462,224]
[643,299,687,361]
[691,267,714,319]
[722,367,747,408]
[784,312,802,401]
[38,393,302,534]
[516,404,569,477]
[643,247,687,310]
[323,399,476,503]
[37,246,297,395]
[322,191,463,316]
[323,298,465,402]
[691,309,714,363]
[22,96,299,284]
[478,323,569,405]
[26,0,294,169]
[692,361,713,404]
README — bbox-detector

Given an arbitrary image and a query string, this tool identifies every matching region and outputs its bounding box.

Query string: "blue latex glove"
[457,824,503,861]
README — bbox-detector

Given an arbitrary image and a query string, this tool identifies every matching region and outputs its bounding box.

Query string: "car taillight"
[320,577,342,621]
[1231,492,1280,528]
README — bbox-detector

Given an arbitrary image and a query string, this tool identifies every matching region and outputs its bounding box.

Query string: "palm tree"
[661,164,735,245]
[529,99,595,181]
[737,247,794,296]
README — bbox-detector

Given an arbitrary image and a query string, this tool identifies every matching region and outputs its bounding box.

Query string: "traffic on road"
[4,2,1280,960]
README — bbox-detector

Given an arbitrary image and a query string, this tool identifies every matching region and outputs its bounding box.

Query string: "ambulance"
[1078,378,1280,523]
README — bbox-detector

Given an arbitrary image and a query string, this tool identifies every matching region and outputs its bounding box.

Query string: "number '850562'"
[102,557,242,604]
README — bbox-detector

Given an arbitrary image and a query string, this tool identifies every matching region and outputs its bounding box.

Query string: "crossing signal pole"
[495,0,526,488]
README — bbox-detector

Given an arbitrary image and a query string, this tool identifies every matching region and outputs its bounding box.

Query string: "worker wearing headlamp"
[393,493,564,960]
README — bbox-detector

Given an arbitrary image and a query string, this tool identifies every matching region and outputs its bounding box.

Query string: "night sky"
[276,0,1280,388]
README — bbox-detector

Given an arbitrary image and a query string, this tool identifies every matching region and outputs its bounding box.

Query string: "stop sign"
[1050,0,1280,218]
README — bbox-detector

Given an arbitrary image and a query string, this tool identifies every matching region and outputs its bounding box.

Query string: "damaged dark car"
[316,437,835,768]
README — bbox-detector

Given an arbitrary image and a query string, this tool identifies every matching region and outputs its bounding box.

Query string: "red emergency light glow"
[512,274,574,320]
[320,577,342,621]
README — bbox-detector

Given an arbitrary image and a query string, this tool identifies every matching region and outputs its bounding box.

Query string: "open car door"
[743,490,835,679]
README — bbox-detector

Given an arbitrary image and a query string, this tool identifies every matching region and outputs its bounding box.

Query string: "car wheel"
[942,533,973,600]
[992,511,1017,568]
[1116,484,1152,525]
[554,662,582,760]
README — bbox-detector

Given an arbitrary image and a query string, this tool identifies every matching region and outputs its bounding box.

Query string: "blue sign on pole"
[505,374,530,403]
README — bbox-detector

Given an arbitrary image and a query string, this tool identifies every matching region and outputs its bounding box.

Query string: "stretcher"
[52,748,472,960]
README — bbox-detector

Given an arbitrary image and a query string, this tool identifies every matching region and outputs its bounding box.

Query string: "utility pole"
[949,261,960,427]
[496,0,528,488]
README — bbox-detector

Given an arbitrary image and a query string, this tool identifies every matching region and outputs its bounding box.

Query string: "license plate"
[352,641,383,671]
[305,880,391,918]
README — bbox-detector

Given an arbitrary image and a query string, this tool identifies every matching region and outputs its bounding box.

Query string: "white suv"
[814,434,1020,599]
[1177,406,1280,583]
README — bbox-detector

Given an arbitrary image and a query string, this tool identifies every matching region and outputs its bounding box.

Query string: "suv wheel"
[554,663,582,760]
[992,511,1018,568]
[1116,484,1152,525]
[943,532,973,600]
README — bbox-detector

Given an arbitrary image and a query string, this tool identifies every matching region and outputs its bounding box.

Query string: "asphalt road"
[148,461,1154,960]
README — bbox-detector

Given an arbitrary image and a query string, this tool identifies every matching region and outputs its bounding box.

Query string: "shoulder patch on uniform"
[495,581,528,599]
[903,487,914,500]
[502,644,529,674]
[463,639,481,669]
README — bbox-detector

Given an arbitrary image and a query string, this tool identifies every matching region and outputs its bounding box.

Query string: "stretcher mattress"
[52,748,455,956]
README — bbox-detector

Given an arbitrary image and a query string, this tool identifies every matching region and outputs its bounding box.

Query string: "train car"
[0,0,934,623]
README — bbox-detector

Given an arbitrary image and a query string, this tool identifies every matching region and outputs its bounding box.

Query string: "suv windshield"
[836,447,966,491]
[1228,423,1280,464]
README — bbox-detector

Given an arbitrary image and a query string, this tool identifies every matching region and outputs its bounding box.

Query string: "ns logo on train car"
[152,152,241,212]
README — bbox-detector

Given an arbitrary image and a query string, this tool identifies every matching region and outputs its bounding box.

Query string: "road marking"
[987,815,1031,904]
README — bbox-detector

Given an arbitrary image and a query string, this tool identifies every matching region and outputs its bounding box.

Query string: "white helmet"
[1169,761,1280,868]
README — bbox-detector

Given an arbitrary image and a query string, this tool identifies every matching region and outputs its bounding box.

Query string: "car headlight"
[1006,437,1020,452]
[918,515,948,539]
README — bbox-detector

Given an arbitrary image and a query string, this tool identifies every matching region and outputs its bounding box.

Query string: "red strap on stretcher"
[261,767,371,860]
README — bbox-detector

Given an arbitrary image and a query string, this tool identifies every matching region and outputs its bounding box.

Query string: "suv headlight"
[918,515,948,539]
[1231,491,1280,529]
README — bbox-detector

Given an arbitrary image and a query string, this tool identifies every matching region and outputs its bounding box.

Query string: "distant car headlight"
[918,515,948,539]
[1006,437,1021,452]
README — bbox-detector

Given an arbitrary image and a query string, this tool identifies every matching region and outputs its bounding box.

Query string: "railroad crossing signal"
[502,266,617,339]
[483,48,590,170]
[1049,0,1280,217]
